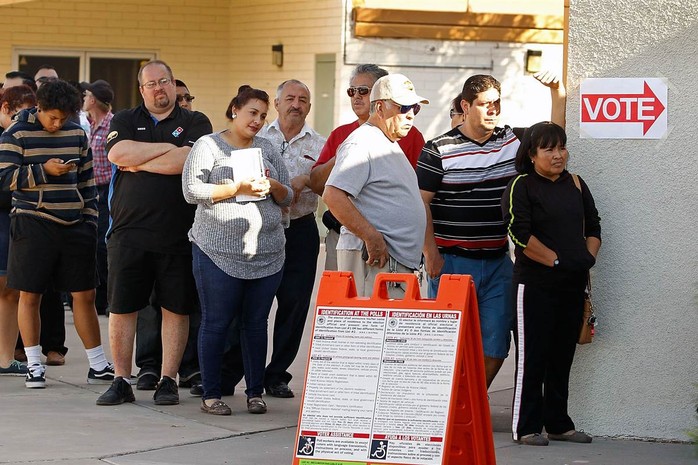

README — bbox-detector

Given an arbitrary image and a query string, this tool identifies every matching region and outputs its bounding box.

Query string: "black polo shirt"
[106,103,212,254]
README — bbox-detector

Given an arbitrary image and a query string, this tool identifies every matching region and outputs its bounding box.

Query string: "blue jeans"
[428,253,513,359]
[193,244,283,400]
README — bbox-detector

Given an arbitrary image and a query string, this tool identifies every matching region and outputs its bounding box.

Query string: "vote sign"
[580,78,667,139]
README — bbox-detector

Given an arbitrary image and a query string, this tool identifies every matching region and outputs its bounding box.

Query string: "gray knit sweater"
[182,131,292,279]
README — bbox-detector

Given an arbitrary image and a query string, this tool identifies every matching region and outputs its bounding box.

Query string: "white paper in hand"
[231,148,266,202]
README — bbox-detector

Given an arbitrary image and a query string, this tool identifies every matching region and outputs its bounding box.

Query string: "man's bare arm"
[420,189,444,278]
[309,156,336,196]
[533,70,567,128]
[108,140,178,167]
[119,146,191,175]
[323,185,389,268]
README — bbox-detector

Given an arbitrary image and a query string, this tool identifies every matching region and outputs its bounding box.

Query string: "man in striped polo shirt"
[418,73,566,388]
[0,79,113,389]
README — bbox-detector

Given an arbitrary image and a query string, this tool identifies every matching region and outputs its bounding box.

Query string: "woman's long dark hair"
[514,121,567,174]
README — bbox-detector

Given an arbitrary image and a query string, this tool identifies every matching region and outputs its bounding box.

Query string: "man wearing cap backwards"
[83,80,114,316]
[323,74,429,298]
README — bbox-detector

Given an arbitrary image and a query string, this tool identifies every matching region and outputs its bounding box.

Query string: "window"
[15,49,156,112]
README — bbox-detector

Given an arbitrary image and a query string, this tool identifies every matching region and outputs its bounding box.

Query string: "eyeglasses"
[346,86,371,97]
[385,100,421,116]
[141,77,173,90]
[36,77,57,84]
[449,109,463,119]
[176,94,195,103]
[280,141,289,156]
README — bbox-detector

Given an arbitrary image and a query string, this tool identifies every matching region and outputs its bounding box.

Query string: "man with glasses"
[448,93,465,129]
[34,65,58,88]
[323,73,429,298]
[309,64,425,274]
[256,79,325,399]
[418,72,566,389]
[135,77,205,396]
[175,80,195,111]
[96,60,212,406]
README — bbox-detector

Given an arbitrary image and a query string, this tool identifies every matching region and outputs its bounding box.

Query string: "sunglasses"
[449,109,463,119]
[176,94,195,103]
[386,100,421,116]
[347,86,371,97]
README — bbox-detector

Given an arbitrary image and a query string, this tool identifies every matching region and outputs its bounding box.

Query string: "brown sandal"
[201,399,232,416]
[246,396,267,414]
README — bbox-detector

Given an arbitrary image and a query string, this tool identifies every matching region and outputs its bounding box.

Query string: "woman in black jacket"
[502,121,601,446]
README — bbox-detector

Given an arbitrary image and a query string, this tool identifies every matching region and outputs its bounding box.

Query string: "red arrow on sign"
[581,82,666,135]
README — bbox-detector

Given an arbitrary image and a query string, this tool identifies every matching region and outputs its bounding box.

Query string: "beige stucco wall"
[0,0,232,130]
[566,0,698,441]
[227,0,343,127]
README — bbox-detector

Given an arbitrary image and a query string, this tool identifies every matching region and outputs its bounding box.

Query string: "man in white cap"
[323,74,429,297]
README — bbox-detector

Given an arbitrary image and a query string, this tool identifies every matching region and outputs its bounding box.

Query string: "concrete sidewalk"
[0,250,695,464]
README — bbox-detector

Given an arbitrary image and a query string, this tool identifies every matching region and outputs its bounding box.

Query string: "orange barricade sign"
[292,272,496,465]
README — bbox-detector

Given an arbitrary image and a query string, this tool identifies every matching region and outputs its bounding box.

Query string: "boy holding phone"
[0,79,113,389]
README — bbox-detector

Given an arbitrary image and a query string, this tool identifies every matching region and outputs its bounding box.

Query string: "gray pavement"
[0,246,695,464]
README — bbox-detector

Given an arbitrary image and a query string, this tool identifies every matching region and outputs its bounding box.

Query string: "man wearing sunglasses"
[418,72,566,390]
[309,65,425,276]
[323,74,429,298]
[175,80,195,111]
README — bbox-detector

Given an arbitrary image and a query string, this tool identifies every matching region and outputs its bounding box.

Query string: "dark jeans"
[265,214,319,386]
[193,243,282,400]
[95,184,109,314]
[16,290,68,356]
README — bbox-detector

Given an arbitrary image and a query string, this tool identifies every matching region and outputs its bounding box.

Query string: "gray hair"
[350,64,388,84]
[275,79,310,100]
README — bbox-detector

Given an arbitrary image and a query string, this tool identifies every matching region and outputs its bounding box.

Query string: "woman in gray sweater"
[182,85,292,416]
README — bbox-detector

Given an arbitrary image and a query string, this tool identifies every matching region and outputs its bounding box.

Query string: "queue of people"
[0,60,601,446]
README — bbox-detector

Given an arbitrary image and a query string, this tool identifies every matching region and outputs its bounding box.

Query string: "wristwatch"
[553,258,560,267]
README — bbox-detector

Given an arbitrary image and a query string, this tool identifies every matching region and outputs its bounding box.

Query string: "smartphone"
[64,158,80,164]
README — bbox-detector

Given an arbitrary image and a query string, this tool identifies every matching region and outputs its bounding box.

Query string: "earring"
[232,113,237,119]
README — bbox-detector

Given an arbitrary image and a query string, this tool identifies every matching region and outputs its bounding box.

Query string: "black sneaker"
[178,372,201,388]
[189,383,203,397]
[87,363,115,385]
[137,371,159,391]
[265,381,294,398]
[153,376,179,405]
[96,377,135,406]
[25,364,46,389]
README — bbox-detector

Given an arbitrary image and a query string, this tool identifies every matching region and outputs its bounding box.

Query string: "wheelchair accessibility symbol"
[297,436,315,456]
[370,439,388,460]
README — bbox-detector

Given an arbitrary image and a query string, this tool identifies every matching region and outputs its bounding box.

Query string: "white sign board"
[296,306,462,465]
[579,78,667,139]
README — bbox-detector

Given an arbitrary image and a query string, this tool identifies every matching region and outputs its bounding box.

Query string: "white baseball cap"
[370,74,430,106]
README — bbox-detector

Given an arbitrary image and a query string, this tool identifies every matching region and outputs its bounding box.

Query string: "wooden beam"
[353,7,563,44]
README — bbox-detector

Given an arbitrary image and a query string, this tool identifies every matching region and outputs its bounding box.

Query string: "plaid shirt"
[89,112,114,186]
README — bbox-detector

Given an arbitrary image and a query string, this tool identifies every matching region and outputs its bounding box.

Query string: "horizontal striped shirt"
[417,125,522,258]
[0,108,97,226]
